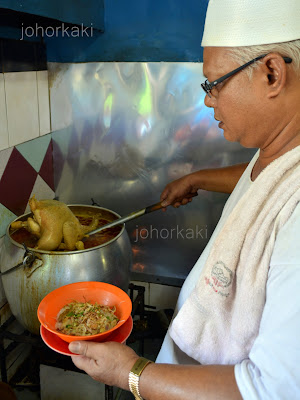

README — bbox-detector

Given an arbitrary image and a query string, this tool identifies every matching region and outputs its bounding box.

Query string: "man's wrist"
[128,357,153,400]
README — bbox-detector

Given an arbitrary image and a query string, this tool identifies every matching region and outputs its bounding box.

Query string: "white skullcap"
[201,0,300,47]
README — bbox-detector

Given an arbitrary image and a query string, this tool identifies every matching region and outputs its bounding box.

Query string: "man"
[69,0,300,398]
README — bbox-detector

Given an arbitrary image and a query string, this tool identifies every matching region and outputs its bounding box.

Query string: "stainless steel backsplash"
[49,62,255,286]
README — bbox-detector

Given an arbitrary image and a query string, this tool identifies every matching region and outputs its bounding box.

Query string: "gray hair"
[228,39,300,79]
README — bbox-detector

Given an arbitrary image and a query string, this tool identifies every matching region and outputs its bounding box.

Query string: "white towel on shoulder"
[169,145,300,365]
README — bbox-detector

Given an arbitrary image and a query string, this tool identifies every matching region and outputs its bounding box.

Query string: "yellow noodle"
[55,301,119,336]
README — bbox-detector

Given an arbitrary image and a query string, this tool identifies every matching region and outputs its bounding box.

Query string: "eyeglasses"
[201,54,292,97]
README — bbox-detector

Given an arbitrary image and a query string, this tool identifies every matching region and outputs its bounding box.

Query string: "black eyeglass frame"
[201,54,292,97]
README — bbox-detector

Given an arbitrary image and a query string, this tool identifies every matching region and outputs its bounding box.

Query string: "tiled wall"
[0,38,54,237]
[0,38,50,148]
[0,38,54,379]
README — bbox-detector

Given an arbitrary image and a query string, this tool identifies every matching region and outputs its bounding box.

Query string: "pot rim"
[6,204,126,255]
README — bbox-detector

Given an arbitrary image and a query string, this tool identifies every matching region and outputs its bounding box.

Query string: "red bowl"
[37,281,132,343]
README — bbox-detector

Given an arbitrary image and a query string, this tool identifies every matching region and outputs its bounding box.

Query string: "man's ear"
[261,53,288,98]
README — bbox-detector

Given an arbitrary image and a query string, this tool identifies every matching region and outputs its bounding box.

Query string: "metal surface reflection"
[49,62,255,286]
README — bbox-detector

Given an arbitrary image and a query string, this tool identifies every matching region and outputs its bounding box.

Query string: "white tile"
[149,283,180,310]
[5,71,39,147]
[55,161,75,202]
[0,147,13,181]
[37,70,51,136]
[40,365,105,400]
[0,73,9,150]
[0,203,17,237]
[25,175,55,213]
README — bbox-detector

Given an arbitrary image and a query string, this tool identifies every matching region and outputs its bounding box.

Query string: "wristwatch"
[128,357,153,400]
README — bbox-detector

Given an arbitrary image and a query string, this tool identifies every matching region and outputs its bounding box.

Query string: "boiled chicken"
[10,196,98,251]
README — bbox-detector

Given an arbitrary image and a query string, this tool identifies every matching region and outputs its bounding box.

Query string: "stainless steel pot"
[0,205,132,335]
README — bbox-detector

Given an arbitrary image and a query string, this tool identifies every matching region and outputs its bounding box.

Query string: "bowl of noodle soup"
[37,281,132,343]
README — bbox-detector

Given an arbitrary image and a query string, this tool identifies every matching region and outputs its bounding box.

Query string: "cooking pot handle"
[0,244,36,276]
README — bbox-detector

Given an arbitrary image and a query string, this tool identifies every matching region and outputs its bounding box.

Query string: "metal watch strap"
[128,357,153,400]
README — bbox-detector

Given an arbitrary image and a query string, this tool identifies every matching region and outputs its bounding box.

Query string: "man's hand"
[160,163,249,209]
[69,341,139,389]
[160,175,198,208]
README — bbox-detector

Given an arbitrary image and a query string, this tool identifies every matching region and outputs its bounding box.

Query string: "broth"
[10,215,122,251]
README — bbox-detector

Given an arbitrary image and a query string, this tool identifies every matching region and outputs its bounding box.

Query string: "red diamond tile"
[39,140,55,191]
[0,148,38,216]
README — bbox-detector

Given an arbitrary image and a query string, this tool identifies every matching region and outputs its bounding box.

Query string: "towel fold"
[170,146,300,365]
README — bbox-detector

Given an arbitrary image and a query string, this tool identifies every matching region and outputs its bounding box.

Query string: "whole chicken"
[10,196,99,251]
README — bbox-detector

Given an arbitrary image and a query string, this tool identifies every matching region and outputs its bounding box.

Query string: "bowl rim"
[37,281,132,341]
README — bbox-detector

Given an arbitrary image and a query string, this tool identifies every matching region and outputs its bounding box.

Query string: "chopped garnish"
[55,301,118,336]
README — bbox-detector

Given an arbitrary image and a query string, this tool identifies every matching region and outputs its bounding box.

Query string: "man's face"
[202,47,269,148]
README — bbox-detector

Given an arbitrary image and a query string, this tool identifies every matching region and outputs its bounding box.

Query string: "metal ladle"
[87,193,198,236]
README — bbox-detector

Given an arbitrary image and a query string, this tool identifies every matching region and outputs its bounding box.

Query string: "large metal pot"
[0,205,132,335]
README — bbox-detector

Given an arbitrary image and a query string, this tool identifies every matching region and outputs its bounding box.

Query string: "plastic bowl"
[37,281,132,343]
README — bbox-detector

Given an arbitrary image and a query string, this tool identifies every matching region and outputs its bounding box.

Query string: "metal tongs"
[87,192,198,237]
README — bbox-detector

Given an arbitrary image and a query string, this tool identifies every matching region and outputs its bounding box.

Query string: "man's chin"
[223,130,248,147]
[222,129,236,143]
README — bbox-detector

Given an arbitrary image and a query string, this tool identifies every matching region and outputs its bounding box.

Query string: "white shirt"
[156,151,300,399]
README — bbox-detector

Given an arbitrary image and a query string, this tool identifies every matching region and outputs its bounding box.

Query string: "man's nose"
[204,93,216,108]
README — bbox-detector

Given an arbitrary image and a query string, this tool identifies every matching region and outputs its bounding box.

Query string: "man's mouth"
[215,117,224,129]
